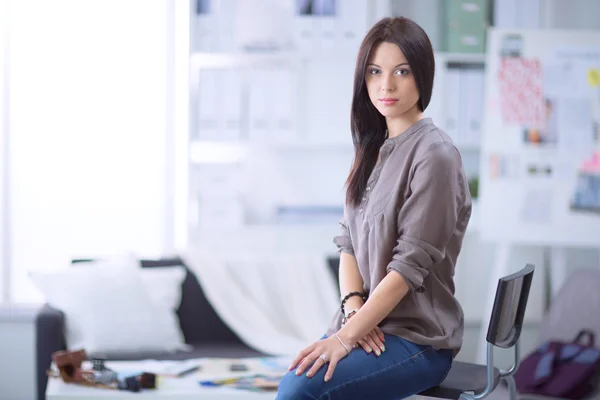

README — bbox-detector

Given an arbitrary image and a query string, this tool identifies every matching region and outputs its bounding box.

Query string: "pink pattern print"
[498,57,545,126]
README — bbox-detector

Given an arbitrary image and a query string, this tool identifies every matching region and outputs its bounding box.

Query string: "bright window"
[6,0,171,303]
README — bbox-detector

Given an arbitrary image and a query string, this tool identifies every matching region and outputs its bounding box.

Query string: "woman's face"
[365,41,420,119]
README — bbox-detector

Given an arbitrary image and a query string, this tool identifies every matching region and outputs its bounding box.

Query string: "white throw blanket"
[184,234,340,356]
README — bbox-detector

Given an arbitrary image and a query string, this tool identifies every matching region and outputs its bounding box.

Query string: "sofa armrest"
[36,304,66,400]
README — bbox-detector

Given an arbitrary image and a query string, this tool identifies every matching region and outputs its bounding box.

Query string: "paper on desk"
[109,359,203,376]
[193,356,292,385]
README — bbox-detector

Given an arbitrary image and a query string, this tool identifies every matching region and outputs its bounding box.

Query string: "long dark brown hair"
[345,17,435,207]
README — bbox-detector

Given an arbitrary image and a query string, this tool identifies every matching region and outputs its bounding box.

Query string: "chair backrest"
[486,263,535,348]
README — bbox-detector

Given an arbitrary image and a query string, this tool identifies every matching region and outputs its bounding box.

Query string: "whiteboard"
[479,28,600,247]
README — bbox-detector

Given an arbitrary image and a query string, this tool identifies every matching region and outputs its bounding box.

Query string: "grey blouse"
[328,118,471,354]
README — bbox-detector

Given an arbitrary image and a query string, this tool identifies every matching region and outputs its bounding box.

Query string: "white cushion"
[139,266,187,344]
[71,254,186,316]
[30,261,187,357]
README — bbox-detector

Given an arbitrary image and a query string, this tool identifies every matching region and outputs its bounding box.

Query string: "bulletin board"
[479,28,600,247]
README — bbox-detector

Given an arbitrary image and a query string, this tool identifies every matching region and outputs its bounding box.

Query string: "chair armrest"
[35,304,66,400]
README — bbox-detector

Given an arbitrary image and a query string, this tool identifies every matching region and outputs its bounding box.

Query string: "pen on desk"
[176,366,201,377]
[199,377,243,386]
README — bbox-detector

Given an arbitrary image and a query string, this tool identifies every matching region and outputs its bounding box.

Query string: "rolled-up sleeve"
[333,209,355,256]
[386,142,470,291]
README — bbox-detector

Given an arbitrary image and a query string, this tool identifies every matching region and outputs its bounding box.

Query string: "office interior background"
[1,0,600,399]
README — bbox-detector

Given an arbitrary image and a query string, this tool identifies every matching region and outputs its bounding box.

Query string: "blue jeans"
[276,334,452,400]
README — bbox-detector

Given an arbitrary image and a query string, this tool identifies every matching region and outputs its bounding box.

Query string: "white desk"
[46,358,282,400]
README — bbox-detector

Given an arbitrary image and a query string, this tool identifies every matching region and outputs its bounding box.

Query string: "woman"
[276,16,472,400]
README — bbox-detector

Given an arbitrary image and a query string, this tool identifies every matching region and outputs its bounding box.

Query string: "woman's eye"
[395,68,410,76]
[368,68,381,75]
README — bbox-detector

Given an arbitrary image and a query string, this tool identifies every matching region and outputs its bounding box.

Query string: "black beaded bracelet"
[340,291,367,315]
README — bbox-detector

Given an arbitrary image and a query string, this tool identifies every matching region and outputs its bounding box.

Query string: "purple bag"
[514,330,600,399]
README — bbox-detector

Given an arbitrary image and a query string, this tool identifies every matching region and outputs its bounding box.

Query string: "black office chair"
[419,263,535,400]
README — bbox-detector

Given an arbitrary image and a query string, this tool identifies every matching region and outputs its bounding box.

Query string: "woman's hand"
[345,312,385,356]
[356,326,385,356]
[288,335,350,382]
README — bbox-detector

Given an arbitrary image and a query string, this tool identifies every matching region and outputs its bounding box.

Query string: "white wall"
[7,0,171,303]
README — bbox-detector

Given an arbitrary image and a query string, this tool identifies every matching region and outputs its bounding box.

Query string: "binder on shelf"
[337,0,368,52]
[197,69,221,140]
[317,17,337,52]
[220,69,243,141]
[247,66,297,142]
[424,61,445,125]
[443,68,461,143]
[294,0,339,52]
[293,16,316,53]
[248,69,271,140]
[194,0,217,52]
[216,0,237,52]
[271,68,296,141]
[445,0,489,53]
[465,68,485,148]
[457,68,470,147]
[194,0,240,53]
[234,0,293,52]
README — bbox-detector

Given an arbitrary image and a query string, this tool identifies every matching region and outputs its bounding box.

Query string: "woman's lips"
[379,98,398,106]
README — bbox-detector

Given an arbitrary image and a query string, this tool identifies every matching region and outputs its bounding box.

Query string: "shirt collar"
[382,117,433,148]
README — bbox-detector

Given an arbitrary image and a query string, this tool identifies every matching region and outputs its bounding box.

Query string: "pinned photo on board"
[571,174,600,213]
[489,153,519,179]
[296,0,336,16]
[523,98,558,145]
[571,151,600,214]
[526,164,553,178]
[498,57,544,126]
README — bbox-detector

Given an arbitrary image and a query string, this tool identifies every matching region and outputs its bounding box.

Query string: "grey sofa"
[35,257,265,400]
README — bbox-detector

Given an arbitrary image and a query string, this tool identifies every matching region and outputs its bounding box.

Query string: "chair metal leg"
[462,341,520,400]
[503,375,518,400]
[500,341,520,400]
[459,343,498,400]
[499,340,520,378]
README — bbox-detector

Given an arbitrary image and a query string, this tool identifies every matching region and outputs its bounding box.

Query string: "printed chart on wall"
[479,29,600,247]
